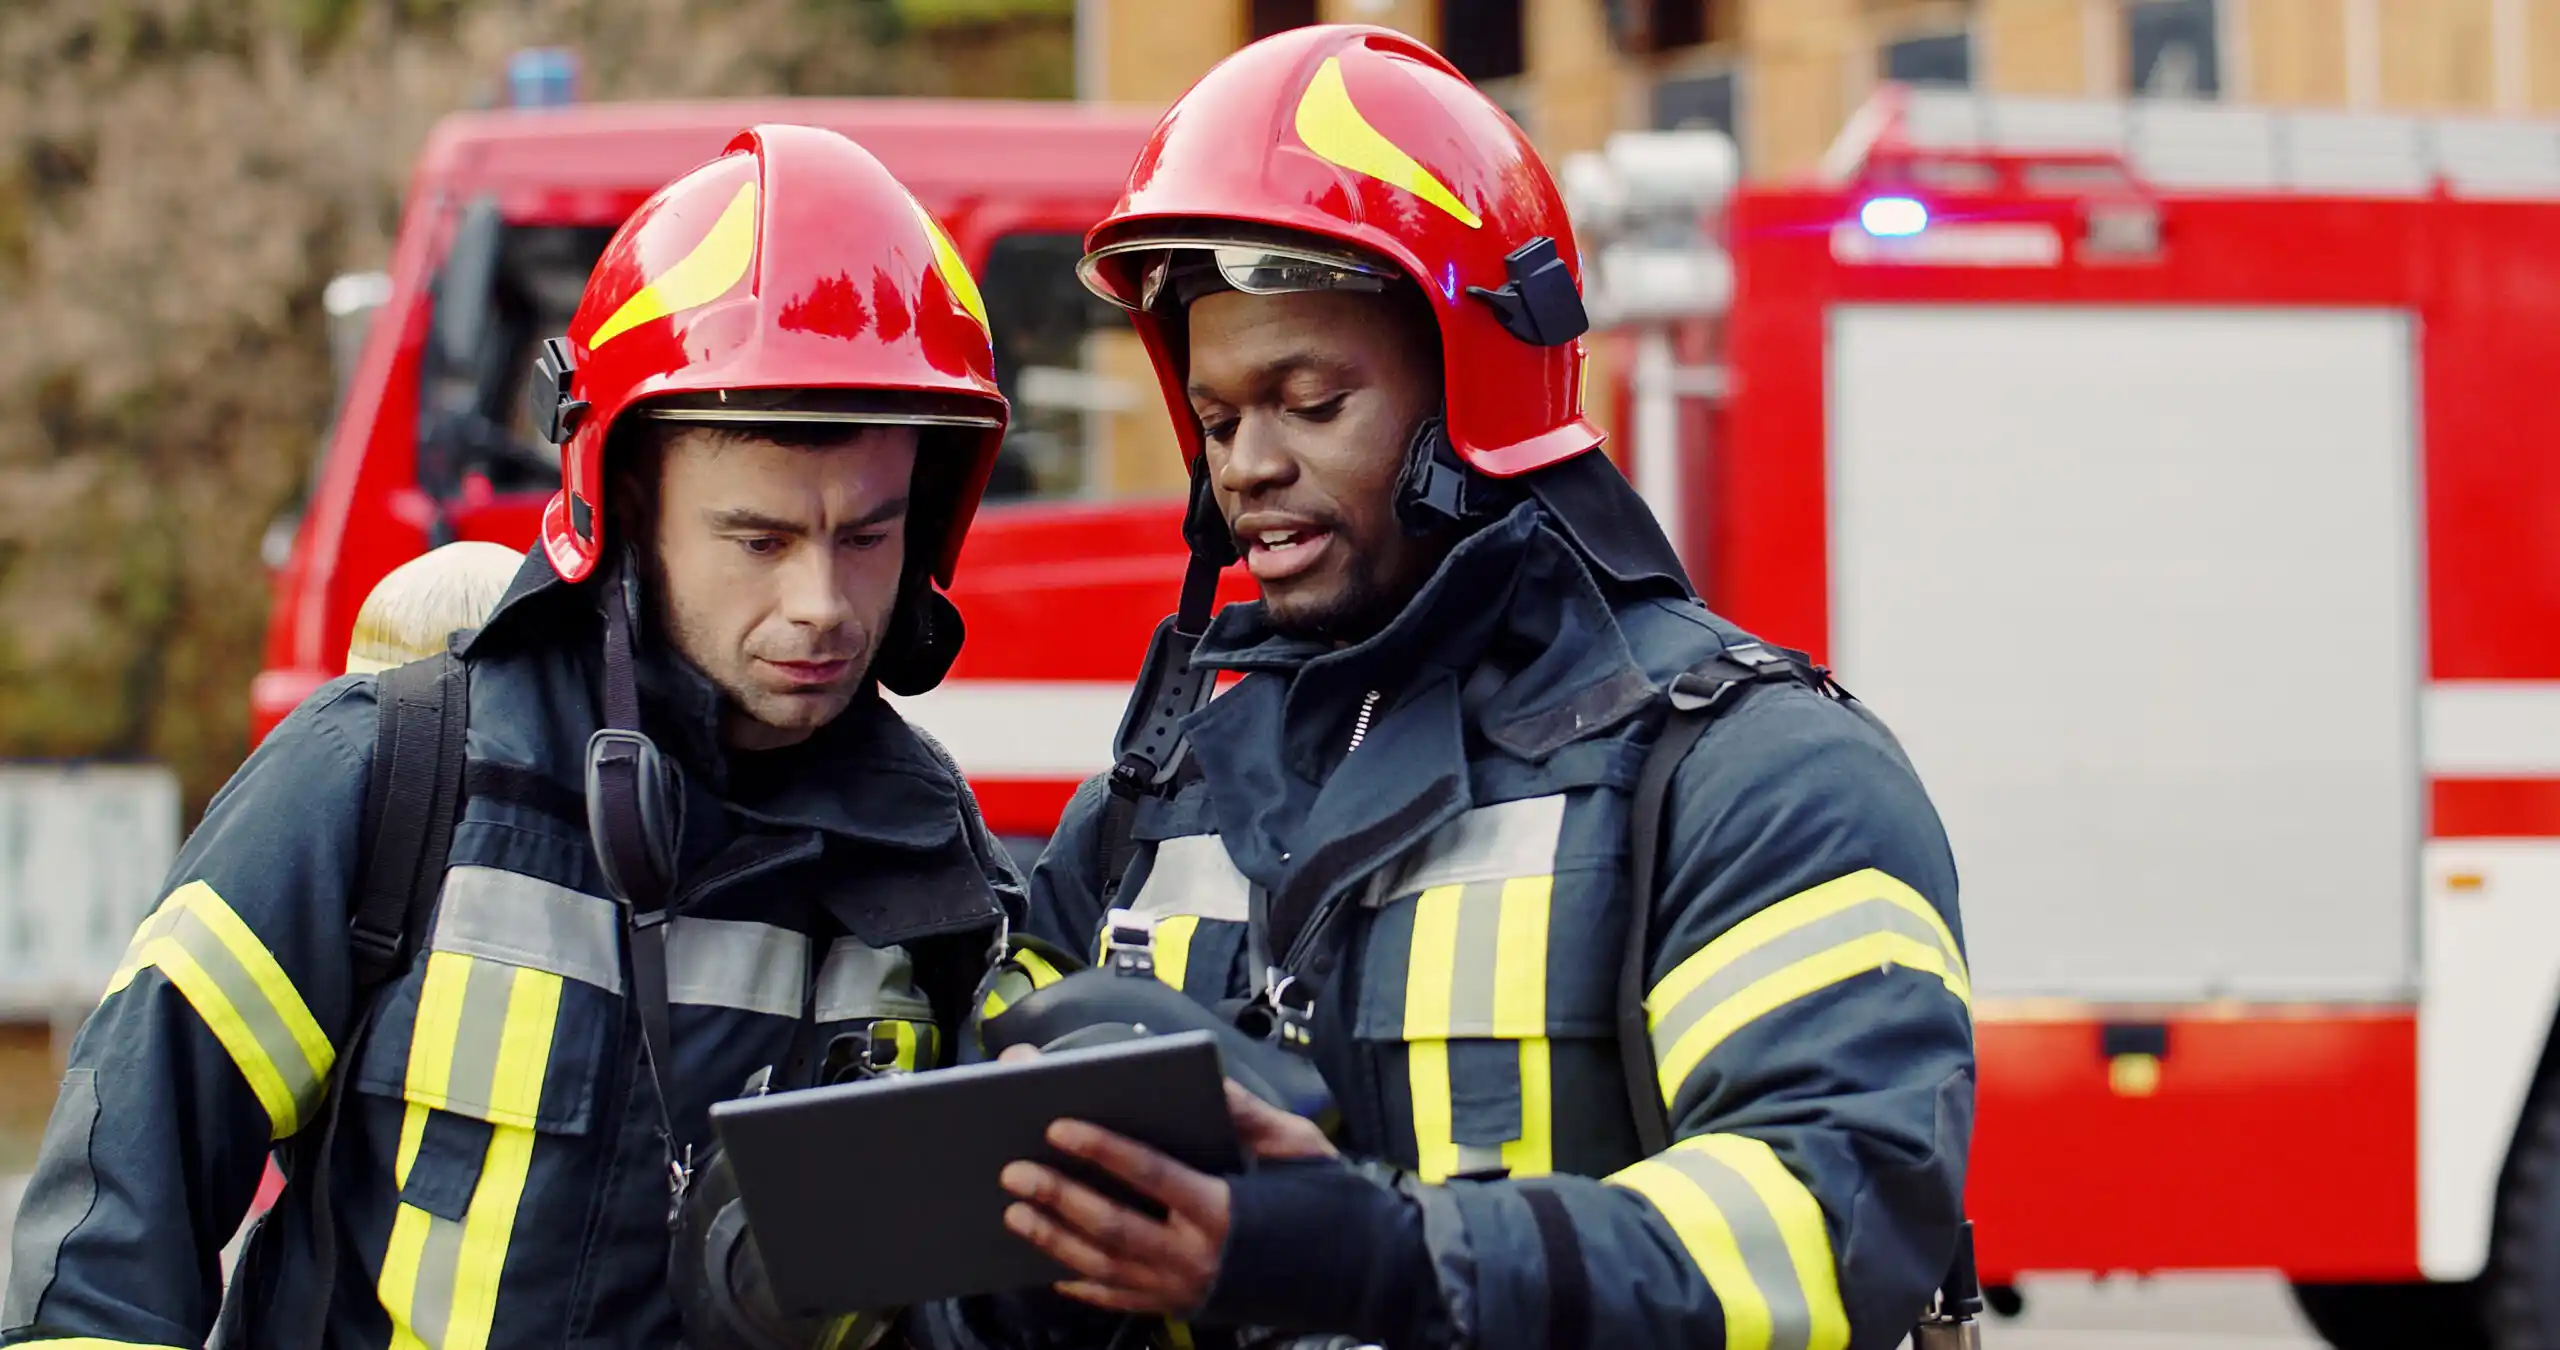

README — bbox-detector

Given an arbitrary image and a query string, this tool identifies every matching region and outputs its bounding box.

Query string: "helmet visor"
[1079,232,1400,313]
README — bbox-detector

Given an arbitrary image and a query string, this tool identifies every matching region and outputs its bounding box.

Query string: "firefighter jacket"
[1015,501,1975,1350]
[0,559,1019,1350]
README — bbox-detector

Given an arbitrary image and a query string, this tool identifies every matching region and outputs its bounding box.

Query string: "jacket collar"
[460,547,957,854]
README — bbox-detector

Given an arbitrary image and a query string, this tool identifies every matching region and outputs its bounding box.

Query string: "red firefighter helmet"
[1076,24,1597,478]
[533,123,1006,587]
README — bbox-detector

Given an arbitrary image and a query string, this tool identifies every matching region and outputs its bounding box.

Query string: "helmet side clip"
[1466,236,1590,348]
[531,335,590,445]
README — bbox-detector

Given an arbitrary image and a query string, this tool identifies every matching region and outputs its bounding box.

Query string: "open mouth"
[1243,526,1334,583]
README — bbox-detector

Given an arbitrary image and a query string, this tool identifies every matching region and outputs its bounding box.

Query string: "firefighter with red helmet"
[970,25,1974,1350]
[4,126,1022,1350]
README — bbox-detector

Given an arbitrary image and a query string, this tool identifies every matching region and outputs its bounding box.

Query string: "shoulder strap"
[353,647,471,993]
[1618,642,1831,1156]
[215,648,472,1350]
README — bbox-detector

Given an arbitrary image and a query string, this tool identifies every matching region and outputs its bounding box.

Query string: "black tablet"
[708,1029,1244,1317]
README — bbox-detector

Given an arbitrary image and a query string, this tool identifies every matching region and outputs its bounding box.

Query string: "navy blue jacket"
[1,557,1019,1349]
[1016,502,1973,1350]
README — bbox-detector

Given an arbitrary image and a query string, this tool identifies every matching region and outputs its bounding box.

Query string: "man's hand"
[994,1043,1338,1314]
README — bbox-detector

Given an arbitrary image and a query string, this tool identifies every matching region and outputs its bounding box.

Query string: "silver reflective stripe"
[816,939,934,1023]
[668,918,810,1017]
[166,902,331,1128]
[439,955,523,1121]
[1650,897,1962,1071]
[432,865,622,993]
[1373,795,1566,902]
[409,1215,466,1349]
[1445,880,1509,1034]
[1129,834,1251,922]
[2,1068,97,1325]
[1656,1146,1820,1350]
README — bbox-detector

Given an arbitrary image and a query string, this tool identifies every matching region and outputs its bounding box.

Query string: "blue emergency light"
[507,48,579,109]
[1859,196,1930,238]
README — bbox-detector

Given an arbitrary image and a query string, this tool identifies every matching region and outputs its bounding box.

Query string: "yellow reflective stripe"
[381,957,563,1349]
[981,987,1012,1020]
[114,882,334,1137]
[1407,1038,1457,1182]
[1293,56,1483,229]
[1012,945,1068,989]
[1690,1136,1850,1350]
[1401,884,1465,1039]
[1489,875,1550,1035]
[1152,915,1202,994]
[1649,870,1968,1104]
[887,1018,923,1072]
[590,181,758,348]
[407,951,471,1102]
[1609,1155,1772,1349]
[447,1121,540,1350]
[1608,1134,1847,1350]
[1650,869,1964,1014]
[1657,931,1967,1106]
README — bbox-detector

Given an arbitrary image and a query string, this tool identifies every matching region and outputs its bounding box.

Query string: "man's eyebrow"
[705,508,807,535]
[1188,352,1355,402]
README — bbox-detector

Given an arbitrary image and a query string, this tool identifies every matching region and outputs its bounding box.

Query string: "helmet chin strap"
[1393,410,1519,538]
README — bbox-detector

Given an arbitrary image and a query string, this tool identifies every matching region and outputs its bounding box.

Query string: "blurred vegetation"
[0,0,1072,822]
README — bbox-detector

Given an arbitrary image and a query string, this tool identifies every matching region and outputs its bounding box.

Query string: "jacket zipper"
[1346,689,1382,754]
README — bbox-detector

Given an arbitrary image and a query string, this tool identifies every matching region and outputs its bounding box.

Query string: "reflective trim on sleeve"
[1404,875,1555,1181]
[1647,868,1969,1106]
[105,881,334,1139]
[380,952,563,1350]
[1607,1133,1849,1350]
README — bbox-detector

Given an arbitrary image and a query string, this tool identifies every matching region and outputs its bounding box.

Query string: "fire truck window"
[1881,30,1972,88]
[2126,0,2220,98]
[419,221,614,500]
[979,231,1189,502]
[1439,0,1525,84]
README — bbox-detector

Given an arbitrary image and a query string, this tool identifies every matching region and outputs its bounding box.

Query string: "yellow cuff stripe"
[1608,1133,1849,1350]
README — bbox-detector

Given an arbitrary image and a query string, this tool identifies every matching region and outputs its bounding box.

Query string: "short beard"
[1265,564,1405,646]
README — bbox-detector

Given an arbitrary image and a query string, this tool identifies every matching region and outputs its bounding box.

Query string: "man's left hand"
[1000,1117,1230,1315]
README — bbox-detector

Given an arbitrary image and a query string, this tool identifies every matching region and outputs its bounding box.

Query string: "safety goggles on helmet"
[1078,228,1402,313]
[638,387,1004,429]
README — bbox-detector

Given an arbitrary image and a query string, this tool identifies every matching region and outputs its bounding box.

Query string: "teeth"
[1260,531,1296,546]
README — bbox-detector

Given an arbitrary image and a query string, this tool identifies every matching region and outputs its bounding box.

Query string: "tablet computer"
[709,1028,1244,1317]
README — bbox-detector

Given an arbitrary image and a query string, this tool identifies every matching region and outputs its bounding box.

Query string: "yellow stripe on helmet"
[910,196,990,332]
[591,181,760,349]
[1293,56,1483,230]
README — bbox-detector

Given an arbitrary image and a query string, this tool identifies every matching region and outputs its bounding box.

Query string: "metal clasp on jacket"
[1103,907,1157,979]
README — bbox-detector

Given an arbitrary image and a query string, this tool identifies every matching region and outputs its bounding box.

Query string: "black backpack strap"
[353,648,471,991]
[1619,642,1833,1156]
[230,648,472,1350]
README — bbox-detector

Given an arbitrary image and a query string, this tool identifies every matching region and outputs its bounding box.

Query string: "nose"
[774,542,854,634]
[1213,411,1299,502]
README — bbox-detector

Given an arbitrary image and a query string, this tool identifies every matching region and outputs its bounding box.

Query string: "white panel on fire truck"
[2432,117,2560,198]
[1828,306,2420,1001]
[1886,86,2560,200]
[2280,114,2433,195]
[2127,101,2278,189]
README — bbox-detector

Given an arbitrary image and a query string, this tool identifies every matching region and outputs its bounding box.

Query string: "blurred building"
[1080,0,2560,176]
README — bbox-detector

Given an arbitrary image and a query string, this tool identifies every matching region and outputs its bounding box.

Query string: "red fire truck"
[259,81,2560,1347]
